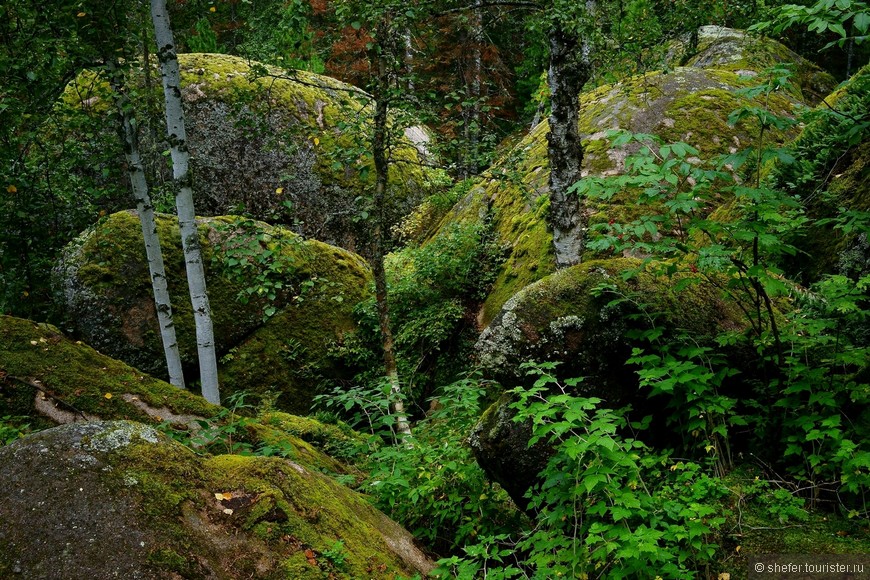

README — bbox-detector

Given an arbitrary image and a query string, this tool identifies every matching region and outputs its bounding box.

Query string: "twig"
[5,374,90,421]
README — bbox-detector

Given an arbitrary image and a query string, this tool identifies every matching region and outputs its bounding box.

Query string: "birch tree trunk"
[106,60,186,389]
[546,21,589,269]
[151,0,221,404]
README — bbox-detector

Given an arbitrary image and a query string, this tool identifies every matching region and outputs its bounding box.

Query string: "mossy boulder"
[674,26,836,104]
[433,35,818,327]
[0,314,362,475]
[0,421,434,579]
[467,392,551,512]
[53,211,372,413]
[476,258,745,392]
[54,53,437,254]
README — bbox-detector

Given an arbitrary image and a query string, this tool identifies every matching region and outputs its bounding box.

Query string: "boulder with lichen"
[51,53,439,254]
[0,420,434,579]
[52,211,371,413]
[423,29,827,327]
[0,313,362,474]
[469,258,748,504]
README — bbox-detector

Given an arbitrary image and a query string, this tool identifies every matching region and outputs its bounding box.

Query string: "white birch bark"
[107,60,186,390]
[151,0,221,404]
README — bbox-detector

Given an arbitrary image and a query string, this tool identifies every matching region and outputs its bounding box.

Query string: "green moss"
[257,411,366,462]
[0,314,219,420]
[106,434,429,578]
[217,236,372,414]
[430,63,813,327]
[57,211,373,413]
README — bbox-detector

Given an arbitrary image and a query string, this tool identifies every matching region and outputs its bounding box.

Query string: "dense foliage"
[2,0,869,577]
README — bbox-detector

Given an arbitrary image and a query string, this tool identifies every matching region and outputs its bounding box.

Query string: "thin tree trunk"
[372,33,411,439]
[546,22,589,269]
[462,0,483,178]
[151,0,220,405]
[107,58,185,389]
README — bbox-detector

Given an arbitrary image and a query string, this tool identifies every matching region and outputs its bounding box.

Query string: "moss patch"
[0,421,434,578]
[54,211,372,413]
[54,53,439,253]
[432,63,810,327]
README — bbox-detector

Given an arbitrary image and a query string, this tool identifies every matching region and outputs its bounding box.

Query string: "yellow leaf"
[104,393,113,399]
[6,185,16,193]
[735,546,741,553]
[275,187,284,195]
[30,340,37,345]
[313,137,320,146]
[209,6,216,11]
[39,338,47,343]
[223,508,233,514]
[214,492,225,500]
[77,12,86,17]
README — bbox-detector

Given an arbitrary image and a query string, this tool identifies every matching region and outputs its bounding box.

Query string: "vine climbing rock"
[50,53,437,254]
[0,421,435,579]
[53,211,372,413]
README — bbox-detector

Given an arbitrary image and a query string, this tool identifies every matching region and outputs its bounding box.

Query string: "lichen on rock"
[429,29,823,327]
[0,421,434,579]
[53,53,439,254]
[53,211,372,413]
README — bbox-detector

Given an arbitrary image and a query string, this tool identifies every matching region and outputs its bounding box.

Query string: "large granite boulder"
[53,211,371,413]
[425,30,828,327]
[50,53,438,254]
[470,258,747,505]
[0,420,433,579]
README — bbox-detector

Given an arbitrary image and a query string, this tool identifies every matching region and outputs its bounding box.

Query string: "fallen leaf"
[7,185,16,193]
[104,393,113,399]
[223,508,233,515]
[275,187,284,194]
[30,340,37,345]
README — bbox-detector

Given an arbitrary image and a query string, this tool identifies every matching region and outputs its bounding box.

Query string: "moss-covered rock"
[0,421,434,579]
[0,314,365,475]
[467,392,551,513]
[674,26,836,104]
[54,53,438,254]
[53,211,371,412]
[476,258,745,392]
[435,51,811,326]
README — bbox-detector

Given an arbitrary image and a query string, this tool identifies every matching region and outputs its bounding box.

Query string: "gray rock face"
[0,422,166,579]
[467,394,552,511]
[0,421,434,579]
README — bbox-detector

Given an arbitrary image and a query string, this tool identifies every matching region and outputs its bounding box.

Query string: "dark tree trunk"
[546,22,589,269]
